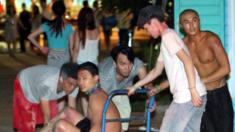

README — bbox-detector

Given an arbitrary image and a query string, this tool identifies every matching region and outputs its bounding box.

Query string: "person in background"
[92,0,102,27]
[40,0,52,23]
[116,9,133,46]
[180,9,233,132]
[128,5,207,132]
[82,0,89,8]
[30,4,42,52]
[18,2,31,52]
[40,62,121,132]
[4,4,18,57]
[28,0,74,68]
[70,7,100,65]
[13,63,79,132]
[100,9,117,51]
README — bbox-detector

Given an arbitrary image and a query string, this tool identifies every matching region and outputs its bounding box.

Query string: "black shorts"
[75,118,91,132]
[201,84,234,132]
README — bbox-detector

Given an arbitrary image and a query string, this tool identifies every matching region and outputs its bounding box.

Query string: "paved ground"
[0,29,169,132]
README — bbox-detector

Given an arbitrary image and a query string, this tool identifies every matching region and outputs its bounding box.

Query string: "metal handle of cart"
[101,88,155,132]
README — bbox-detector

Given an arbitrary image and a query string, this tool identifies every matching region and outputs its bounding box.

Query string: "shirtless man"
[41,62,121,132]
[180,9,234,132]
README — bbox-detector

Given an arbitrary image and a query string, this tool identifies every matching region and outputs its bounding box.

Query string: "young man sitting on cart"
[40,62,121,132]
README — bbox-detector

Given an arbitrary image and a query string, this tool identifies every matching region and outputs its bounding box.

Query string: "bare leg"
[12,41,17,53]
[40,107,84,132]
[104,31,111,51]
[7,42,13,57]
[54,119,80,132]
[39,113,62,132]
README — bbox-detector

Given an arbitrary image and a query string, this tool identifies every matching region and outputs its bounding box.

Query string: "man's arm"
[40,98,51,125]
[28,27,48,54]
[176,49,202,107]
[128,61,164,95]
[203,35,230,83]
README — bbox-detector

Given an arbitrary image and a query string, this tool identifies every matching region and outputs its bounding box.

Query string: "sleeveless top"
[76,38,99,65]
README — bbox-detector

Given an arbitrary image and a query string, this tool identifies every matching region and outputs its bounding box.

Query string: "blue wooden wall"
[174,0,225,47]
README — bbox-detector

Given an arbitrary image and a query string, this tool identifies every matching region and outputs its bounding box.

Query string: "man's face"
[115,53,133,78]
[180,12,200,36]
[143,19,161,39]
[77,70,98,92]
[61,77,77,94]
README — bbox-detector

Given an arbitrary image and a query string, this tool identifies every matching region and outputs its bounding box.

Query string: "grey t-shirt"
[19,65,78,103]
[98,57,144,94]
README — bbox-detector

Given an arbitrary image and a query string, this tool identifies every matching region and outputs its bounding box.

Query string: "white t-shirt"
[158,28,206,103]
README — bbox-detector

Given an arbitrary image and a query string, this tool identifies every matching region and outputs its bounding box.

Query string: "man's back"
[88,88,121,132]
[184,31,227,89]
[19,65,59,103]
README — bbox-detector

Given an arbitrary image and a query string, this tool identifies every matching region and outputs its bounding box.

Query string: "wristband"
[155,84,161,93]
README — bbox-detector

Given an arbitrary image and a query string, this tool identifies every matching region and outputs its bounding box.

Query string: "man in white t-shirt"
[128,5,207,132]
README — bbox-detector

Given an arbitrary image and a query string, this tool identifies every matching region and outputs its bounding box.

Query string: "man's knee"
[54,119,68,132]
[62,107,84,123]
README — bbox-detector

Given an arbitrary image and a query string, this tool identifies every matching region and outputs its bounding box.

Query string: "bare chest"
[186,40,215,65]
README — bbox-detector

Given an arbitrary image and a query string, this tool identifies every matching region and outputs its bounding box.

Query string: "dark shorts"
[201,84,234,132]
[75,118,91,132]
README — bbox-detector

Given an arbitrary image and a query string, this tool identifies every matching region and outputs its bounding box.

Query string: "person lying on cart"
[40,62,121,132]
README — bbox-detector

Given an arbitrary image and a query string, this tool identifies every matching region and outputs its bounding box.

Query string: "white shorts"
[112,95,131,131]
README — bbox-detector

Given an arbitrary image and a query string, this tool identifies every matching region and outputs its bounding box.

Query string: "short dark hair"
[78,62,99,76]
[60,63,79,80]
[137,5,164,28]
[111,46,135,63]
[179,9,199,22]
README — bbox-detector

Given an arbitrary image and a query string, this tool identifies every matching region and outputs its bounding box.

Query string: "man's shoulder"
[133,57,144,69]
[162,28,180,40]
[202,31,222,45]
[89,89,107,106]
[208,31,220,39]
[134,57,143,64]
[91,88,108,97]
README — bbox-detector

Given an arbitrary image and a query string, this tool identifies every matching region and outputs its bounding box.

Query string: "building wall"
[226,0,235,128]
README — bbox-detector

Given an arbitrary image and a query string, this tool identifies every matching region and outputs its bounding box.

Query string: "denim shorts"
[160,95,207,132]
